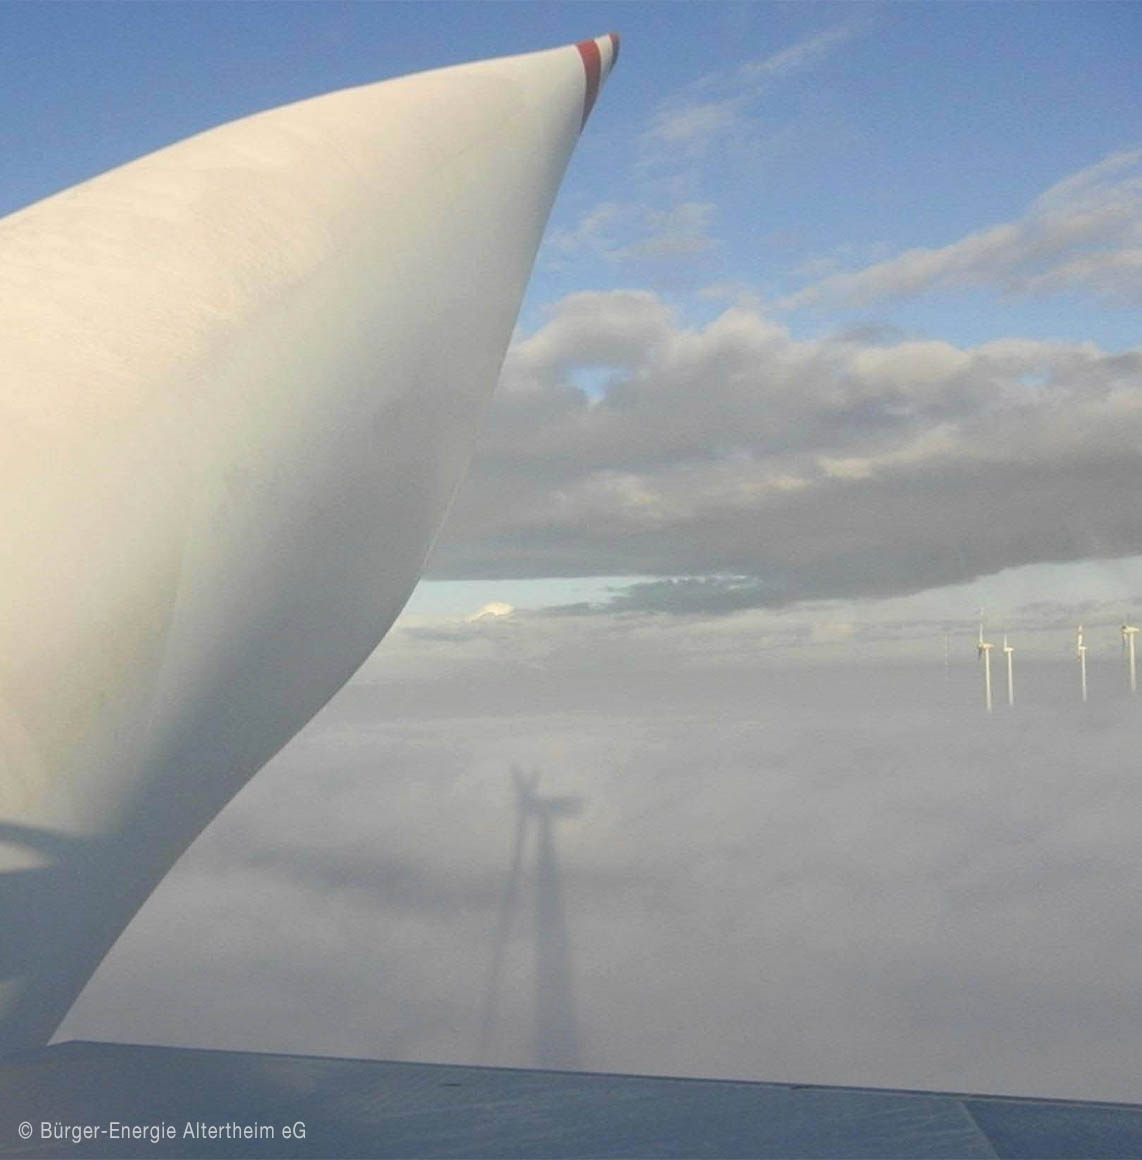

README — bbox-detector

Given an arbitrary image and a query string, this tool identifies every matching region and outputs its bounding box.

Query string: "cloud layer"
[429,287,1142,604]
[784,150,1142,310]
[61,639,1142,1103]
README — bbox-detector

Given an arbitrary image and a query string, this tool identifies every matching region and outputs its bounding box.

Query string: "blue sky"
[3,3,1137,348]
[4,2,1140,627]
[5,1,1141,626]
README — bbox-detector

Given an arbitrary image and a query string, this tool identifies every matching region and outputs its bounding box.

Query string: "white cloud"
[736,24,858,83]
[784,148,1142,309]
[427,289,1142,602]
[645,100,740,150]
[62,617,1142,1101]
[613,202,718,261]
[467,601,514,622]
[641,24,859,164]
[542,202,718,270]
[543,202,624,260]
[505,290,675,390]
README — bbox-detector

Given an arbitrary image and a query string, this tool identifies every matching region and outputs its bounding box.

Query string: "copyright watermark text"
[16,1120,306,1145]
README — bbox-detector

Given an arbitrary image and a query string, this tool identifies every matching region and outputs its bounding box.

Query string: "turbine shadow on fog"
[477,767,583,1071]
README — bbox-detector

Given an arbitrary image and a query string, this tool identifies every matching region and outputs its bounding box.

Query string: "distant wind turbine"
[1002,634,1015,706]
[977,613,995,713]
[1122,624,1139,694]
[1077,625,1088,703]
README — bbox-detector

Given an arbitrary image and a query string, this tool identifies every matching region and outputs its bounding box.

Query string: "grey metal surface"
[2,1041,1142,1158]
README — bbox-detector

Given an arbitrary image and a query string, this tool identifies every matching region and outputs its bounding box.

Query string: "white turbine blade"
[0,34,619,1051]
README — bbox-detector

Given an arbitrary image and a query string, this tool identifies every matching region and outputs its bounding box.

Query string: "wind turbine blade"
[0,36,619,1052]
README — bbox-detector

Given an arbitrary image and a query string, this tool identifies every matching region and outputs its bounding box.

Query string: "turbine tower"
[1002,634,1015,707]
[1077,624,1088,703]
[977,614,995,713]
[1123,624,1139,694]
[0,34,619,1053]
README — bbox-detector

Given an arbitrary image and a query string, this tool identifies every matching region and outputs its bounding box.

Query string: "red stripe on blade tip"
[576,39,602,129]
